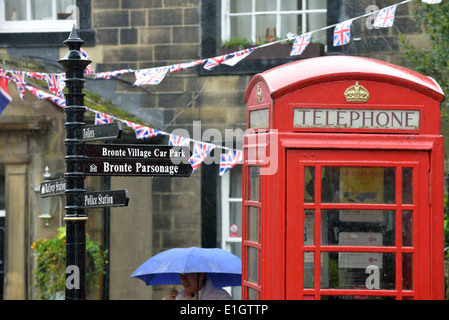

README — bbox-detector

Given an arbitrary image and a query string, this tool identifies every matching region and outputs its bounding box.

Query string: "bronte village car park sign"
[40,136,192,205]
[83,144,191,176]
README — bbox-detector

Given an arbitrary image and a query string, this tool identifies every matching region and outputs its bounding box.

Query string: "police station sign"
[293,108,420,131]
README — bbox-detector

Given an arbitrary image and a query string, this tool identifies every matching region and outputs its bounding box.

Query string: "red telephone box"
[242,56,446,300]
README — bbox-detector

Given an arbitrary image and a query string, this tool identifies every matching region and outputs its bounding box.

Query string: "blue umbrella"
[130,247,242,287]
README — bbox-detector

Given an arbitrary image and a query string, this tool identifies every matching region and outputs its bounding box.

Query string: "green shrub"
[31,226,107,300]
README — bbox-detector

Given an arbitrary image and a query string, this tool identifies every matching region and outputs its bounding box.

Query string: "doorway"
[286,150,430,300]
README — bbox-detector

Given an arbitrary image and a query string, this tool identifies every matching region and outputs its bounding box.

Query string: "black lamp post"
[58,26,91,300]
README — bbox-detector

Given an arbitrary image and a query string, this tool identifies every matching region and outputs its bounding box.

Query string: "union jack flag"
[121,119,137,129]
[422,0,442,3]
[134,67,169,86]
[374,5,397,28]
[48,96,66,108]
[80,48,95,75]
[193,59,206,67]
[26,84,66,108]
[45,73,65,97]
[170,63,187,73]
[203,54,234,70]
[333,20,352,46]
[95,112,114,125]
[219,149,243,176]
[169,134,190,147]
[189,142,215,172]
[26,85,51,100]
[170,59,206,73]
[134,124,162,139]
[26,71,47,81]
[223,48,254,66]
[95,69,133,79]
[290,33,312,56]
[10,71,27,100]
[0,76,12,117]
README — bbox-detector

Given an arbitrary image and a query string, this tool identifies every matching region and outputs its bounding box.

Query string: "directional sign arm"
[82,189,129,208]
[77,122,123,142]
[40,178,66,198]
[84,144,190,162]
[84,159,193,177]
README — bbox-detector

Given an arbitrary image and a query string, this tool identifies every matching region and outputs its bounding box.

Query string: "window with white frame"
[221,165,242,299]
[221,0,327,45]
[0,0,77,33]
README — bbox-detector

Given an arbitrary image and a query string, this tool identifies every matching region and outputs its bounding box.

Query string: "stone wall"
[336,0,432,67]
[87,0,438,300]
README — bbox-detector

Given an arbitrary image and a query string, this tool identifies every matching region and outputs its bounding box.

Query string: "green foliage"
[400,1,449,257]
[31,226,108,300]
[84,90,147,127]
[221,36,254,49]
[399,0,449,103]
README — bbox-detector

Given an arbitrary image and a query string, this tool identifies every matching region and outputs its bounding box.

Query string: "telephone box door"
[286,149,431,300]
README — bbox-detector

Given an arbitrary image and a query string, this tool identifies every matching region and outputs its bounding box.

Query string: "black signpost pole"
[58,27,91,300]
[53,27,192,301]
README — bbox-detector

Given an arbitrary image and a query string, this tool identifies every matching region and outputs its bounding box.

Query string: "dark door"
[286,149,430,300]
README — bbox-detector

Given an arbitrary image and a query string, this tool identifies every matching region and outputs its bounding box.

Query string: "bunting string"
[0,0,442,175]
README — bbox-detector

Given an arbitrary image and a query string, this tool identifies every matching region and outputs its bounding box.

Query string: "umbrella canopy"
[130,247,242,287]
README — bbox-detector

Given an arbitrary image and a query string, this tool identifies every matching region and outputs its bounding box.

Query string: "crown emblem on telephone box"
[344,81,370,103]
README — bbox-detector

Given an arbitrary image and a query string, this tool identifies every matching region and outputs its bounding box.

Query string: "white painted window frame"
[221,0,327,43]
[0,0,77,33]
[220,169,242,253]
[220,167,242,299]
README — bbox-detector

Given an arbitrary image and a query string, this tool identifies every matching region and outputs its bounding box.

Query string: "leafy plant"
[31,226,108,300]
[221,36,254,49]
[399,0,449,258]
[399,0,449,117]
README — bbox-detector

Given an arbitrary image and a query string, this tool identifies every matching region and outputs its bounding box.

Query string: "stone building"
[0,0,442,300]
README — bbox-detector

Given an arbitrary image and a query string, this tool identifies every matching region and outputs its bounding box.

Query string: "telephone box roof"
[244,56,445,103]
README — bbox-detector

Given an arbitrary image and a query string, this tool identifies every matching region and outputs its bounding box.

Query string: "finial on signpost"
[59,26,90,77]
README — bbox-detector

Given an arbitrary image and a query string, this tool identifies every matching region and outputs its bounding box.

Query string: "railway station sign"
[40,178,66,198]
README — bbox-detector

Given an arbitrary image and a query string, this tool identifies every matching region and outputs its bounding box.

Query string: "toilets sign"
[77,122,123,141]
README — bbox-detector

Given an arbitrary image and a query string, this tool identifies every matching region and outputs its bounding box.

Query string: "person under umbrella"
[130,247,241,300]
[164,272,232,300]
